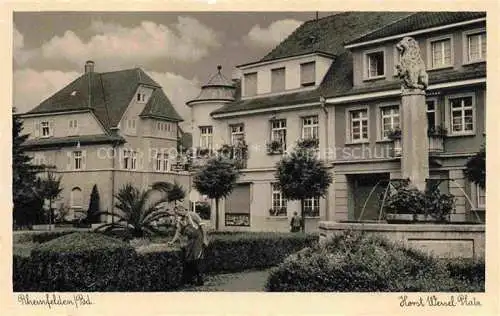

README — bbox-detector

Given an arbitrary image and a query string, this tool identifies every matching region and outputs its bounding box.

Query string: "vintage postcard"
[2,0,499,315]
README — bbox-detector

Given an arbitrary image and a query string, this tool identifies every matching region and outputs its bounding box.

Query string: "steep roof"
[186,65,235,105]
[346,11,486,46]
[25,68,183,131]
[260,11,412,62]
[212,12,486,116]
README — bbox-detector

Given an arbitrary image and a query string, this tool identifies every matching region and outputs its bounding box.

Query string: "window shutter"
[49,120,55,136]
[81,150,87,170]
[271,68,286,92]
[66,152,72,170]
[244,72,257,96]
[300,62,315,86]
[34,121,40,138]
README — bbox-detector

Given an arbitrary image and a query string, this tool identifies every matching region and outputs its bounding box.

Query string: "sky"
[13,12,333,128]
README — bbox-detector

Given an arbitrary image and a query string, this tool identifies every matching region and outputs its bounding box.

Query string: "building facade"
[190,12,486,231]
[19,61,191,221]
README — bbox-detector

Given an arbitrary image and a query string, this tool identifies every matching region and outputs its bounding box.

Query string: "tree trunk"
[215,198,219,231]
[49,198,53,231]
[300,199,305,233]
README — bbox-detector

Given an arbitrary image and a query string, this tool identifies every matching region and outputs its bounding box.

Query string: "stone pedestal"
[401,89,429,191]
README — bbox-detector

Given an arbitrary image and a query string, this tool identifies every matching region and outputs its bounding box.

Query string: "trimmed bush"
[203,232,317,273]
[21,233,135,291]
[13,231,75,244]
[14,231,317,291]
[265,231,484,292]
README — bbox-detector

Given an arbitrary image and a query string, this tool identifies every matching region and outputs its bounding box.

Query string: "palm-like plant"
[94,183,171,238]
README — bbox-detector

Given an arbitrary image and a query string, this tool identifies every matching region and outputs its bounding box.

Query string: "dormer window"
[137,93,146,103]
[41,121,51,137]
[365,50,385,79]
[244,72,257,96]
[271,67,286,92]
[300,62,315,87]
[464,29,486,63]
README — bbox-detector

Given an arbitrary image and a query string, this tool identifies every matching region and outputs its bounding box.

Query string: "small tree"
[193,156,240,230]
[86,184,101,224]
[35,172,63,229]
[275,142,333,232]
[464,145,485,189]
[167,181,186,205]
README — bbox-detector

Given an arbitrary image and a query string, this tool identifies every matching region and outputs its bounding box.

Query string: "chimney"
[85,60,95,73]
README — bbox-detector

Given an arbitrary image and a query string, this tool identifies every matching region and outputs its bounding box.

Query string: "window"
[349,109,369,142]
[430,37,452,69]
[41,121,50,137]
[271,67,286,92]
[271,183,287,216]
[123,149,130,169]
[466,30,486,63]
[199,126,213,149]
[426,99,437,128]
[303,197,320,217]
[448,95,475,134]
[137,93,146,103]
[155,153,162,172]
[302,116,319,140]
[70,187,83,209]
[230,124,245,145]
[69,119,78,134]
[380,105,400,139]
[270,119,287,150]
[127,119,137,134]
[244,72,257,96]
[163,153,169,172]
[73,151,82,170]
[476,184,485,209]
[300,62,316,86]
[130,151,137,170]
[365,51,385,78]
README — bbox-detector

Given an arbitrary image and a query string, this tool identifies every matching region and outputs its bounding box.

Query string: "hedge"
[265,230,485,292]
[13,232,317,291]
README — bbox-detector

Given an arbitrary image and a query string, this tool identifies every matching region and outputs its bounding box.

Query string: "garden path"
[181,269,272,292]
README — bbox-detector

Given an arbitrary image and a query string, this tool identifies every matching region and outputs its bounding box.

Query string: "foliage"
[296,138,319,149]
[274,143,332,231]
[193,156,240,230]
[269,207,287,216]
[94,183,171,238]
[265,231,484,292]
[86,184,101,224]
[32,172,63,225]
[217,142,248,169]
[13,232,316,291]
[167,181,186,204]
[464,145,486,189]
[266,139,284,154]
[428,125,448,137]
[386,128,402,140]
[193,202,211,220]
[383,183,455,221]
[12,113,44,228]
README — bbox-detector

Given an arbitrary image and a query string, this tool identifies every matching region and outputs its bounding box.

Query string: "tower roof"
[187,65,235,106]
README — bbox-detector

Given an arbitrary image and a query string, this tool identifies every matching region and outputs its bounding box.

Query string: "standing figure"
[168,206,209,286]
[290,211,302,233]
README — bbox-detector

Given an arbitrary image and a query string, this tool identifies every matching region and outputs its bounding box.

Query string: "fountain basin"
[319,221,485,259]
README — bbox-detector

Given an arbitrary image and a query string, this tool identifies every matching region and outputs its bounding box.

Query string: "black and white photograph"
[5,2,497,314]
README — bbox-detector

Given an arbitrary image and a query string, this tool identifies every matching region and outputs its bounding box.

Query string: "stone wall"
[318,221,485,259]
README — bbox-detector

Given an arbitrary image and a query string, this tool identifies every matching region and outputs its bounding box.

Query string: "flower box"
[266,140,284,155]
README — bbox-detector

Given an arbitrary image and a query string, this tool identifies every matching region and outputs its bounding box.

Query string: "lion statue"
[396,37,428,91]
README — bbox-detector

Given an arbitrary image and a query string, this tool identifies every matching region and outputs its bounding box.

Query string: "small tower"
[187,65,236,151]
[187,65,236,106]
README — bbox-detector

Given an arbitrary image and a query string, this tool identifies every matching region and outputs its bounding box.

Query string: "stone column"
[395,36,430,191]
[400,89,429,191]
